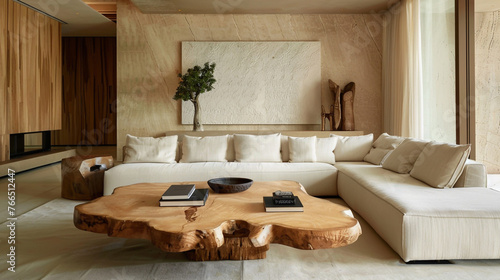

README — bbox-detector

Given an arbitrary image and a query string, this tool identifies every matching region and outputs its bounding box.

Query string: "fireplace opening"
[10,131,51,159]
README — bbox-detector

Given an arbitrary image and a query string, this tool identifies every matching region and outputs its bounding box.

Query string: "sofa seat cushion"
[336,162,500,261]
[337,162,500,216]
[104,162,338,197]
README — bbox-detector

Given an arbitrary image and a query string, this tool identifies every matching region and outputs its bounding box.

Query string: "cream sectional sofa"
[104,131,356,196]
[103,131,500,262]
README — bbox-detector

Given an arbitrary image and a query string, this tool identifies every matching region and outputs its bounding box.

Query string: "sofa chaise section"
[336,162,500,262]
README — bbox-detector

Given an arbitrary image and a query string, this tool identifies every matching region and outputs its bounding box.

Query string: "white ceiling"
[17,0,116,37]
[15,0,500,37]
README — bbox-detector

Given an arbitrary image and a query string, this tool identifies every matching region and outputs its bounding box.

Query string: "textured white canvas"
[181,41,321,125]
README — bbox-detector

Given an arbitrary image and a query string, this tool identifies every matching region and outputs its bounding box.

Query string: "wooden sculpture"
[328,80,342,130]
[323,80,355,131]
[321,105,335,131]
[341,82,355,131]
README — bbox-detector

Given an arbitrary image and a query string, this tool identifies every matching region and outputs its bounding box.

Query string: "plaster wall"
[476,11,500,173]
[116,0,383,160]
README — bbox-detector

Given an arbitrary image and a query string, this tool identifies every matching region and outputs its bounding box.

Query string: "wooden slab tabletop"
[74,180,361,253]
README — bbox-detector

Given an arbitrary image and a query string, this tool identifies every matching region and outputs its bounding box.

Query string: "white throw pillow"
[180,135,229,163]
[331,134,373,161]
[123,134,178,163]
[410,142,471,188]
[226,135,235,162]
[382,138,430,173]
[281,135,290,162]
[316,137,338,164]
[288,136,317,162]
[234,134,282,162]
[364,133,405,165]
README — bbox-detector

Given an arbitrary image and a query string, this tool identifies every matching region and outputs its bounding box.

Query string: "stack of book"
[159,184,209,207]
[263,190,303,212]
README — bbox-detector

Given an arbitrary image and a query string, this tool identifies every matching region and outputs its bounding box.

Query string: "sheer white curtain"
[383,0,423,138]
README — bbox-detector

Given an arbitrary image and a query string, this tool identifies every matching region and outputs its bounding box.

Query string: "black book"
[159,189,209,207]
[263,196,303,212]
[161,184,196,200]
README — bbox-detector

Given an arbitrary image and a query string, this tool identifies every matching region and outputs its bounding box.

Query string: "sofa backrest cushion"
[234,133,282,162]
[382,138,430,173]
[180,135,229,163]
[288,136,317,162]
[284,136,338,164]
[227,135,235,161]
[281,135,290,162]
[331,134,373,161]
[123,134,178,163]
[315,136,338,164]
[410,142,471,188]
[363,133,405,165]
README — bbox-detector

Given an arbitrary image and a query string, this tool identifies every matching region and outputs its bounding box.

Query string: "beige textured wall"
[117,0,383,160]
[475,11,500,173]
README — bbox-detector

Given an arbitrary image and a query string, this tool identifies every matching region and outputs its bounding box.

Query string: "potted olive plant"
[173,62,216,131]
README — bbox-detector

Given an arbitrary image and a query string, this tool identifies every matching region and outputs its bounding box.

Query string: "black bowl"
[207,177,253,193]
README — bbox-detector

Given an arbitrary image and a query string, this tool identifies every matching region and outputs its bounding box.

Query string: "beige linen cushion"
[363,133,405,165]
[331,134,373,161]
[123,134,178,163]
[288,136,317,162]
[281,135,290,162]
[234,133,282,162]
[226,135,235,161]
[410,142,471,188]
[180,135,229,163]
[382,138,430,173]
[316,137,338,164]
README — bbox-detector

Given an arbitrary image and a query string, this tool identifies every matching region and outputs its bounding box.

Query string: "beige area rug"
[1,198,500,280]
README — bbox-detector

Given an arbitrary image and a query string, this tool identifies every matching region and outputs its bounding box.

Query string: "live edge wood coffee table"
[74,181,361,261]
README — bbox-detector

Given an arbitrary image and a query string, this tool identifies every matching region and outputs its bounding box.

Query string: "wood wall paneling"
[1,0,8,160]
[52,37,117,146]
[50,16,62,132]
[6,0,62,134]
[0,0,7,128]
[0,1,62,162]
[0,135,8,162]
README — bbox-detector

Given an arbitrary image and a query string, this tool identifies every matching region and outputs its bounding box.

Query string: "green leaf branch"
[174,62,217,103]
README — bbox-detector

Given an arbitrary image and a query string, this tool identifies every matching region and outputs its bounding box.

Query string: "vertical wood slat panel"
[6,0,61,134]
[52,37,117,145]
[51,18,62,131]
[1,0,7,135]
[0,0,7,161]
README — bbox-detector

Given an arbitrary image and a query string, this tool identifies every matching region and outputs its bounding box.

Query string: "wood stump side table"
[61,155,114,200]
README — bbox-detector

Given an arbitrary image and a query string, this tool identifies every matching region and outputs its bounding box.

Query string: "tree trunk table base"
[74,181,361,261]
[185,236,269,261]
